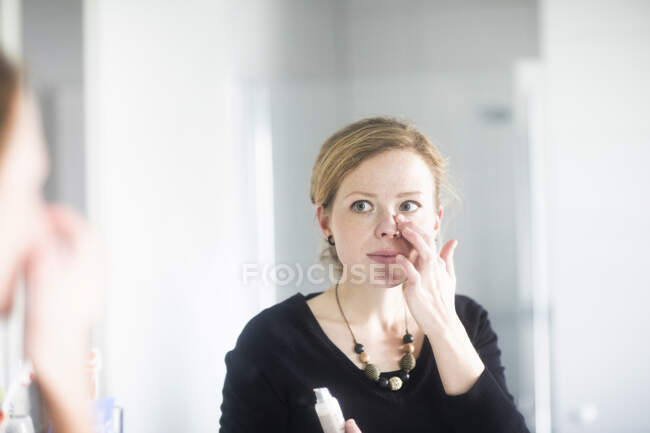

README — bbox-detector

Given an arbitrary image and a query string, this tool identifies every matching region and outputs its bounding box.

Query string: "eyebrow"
[344,191,423,199]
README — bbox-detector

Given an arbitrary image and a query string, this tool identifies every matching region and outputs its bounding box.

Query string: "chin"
[367,264,406,285]
[367,272,407,288]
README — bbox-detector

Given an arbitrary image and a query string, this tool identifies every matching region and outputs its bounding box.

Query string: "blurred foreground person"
[0,50,103,433]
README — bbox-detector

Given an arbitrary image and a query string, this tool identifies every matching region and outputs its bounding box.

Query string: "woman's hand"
[24,204,104,433]
[345,418,362,433]
[394,213,459,333]
[393,214,486,395]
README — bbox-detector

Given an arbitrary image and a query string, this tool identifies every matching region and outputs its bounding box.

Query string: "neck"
[330,279,415,334]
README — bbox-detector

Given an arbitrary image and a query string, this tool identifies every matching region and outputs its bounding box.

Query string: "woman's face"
[318,149,443,287]
[0,91,49,312]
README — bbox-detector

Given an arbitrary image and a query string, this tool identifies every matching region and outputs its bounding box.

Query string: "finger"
[396,215,434,246]
[345,419,362,433]
[439,239,458,277]
[400,226,432,263]
[44,204,89,252]
[437,256,448,273]
[407,245,419,264]
[396,253,421,291]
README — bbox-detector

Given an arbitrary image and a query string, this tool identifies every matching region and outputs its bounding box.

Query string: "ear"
[435,207,444,231]
[316,205,331,238]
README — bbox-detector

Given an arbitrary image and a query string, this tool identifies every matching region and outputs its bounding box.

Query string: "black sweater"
[219,291,531,433]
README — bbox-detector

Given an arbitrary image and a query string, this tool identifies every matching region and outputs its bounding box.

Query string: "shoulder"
[454,292,486,316]
[454,293,491,340]
[230,292,307,358]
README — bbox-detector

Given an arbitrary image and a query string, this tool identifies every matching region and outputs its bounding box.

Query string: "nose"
[376,212,401,239]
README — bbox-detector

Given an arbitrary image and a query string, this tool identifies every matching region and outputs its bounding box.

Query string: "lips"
[368,255,398,264]
[367,249,401,265]
[367,249,400,257]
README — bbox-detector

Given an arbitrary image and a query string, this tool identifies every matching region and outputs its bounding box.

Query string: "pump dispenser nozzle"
[313,387,345,433]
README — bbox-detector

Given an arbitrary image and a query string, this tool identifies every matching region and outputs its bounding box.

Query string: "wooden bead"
[388,376,403,391]
[404,343,415,353]
[359,352,370,363]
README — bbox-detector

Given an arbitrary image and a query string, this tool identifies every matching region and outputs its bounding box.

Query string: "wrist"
[33,351,92,404]
[426,315,485,374]
[425,314,465,341]
[38,373,92,407]
[41,390,94,433]
[425,315,486,396]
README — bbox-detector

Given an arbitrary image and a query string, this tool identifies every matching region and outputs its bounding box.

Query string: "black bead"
[402,333,414,344]
[354,343,365,354]
[399,371,410,382]
[378,377,389,388]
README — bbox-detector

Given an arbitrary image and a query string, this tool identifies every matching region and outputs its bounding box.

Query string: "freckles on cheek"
[335,229,367,265]
[411,214,437,233]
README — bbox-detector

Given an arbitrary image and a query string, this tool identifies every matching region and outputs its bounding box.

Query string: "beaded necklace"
[334,280,416,391]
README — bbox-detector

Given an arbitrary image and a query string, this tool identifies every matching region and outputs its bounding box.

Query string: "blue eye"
[351,200,372,212]
[400,200,421,212]
[351,200,421,213]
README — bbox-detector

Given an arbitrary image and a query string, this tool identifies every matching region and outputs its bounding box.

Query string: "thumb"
[345,418,362,433]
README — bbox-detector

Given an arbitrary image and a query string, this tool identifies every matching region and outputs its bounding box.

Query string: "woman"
[0,51,102,432]
[219,117,530,432]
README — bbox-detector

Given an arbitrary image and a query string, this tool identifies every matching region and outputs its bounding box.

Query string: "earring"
[327,235,335,246]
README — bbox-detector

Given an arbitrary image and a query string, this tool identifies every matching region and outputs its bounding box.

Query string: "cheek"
[333,237,357,265]
[412,213,437,234]
[331,225,361,263]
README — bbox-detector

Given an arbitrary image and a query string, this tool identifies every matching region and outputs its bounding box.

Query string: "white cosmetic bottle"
[313,387,345,433]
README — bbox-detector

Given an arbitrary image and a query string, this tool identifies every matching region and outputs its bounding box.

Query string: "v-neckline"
[298,291,431,385]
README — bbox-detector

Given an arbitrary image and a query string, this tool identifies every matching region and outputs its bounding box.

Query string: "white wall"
[541,1,650,432]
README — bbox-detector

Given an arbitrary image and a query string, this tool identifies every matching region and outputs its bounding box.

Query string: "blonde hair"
[309,116,461,279]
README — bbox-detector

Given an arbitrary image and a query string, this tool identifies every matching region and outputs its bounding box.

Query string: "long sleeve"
[218,347,289,433]
[441,301,531,433]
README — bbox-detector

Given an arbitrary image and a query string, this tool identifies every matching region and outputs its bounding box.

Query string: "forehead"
[339,149,434,197]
